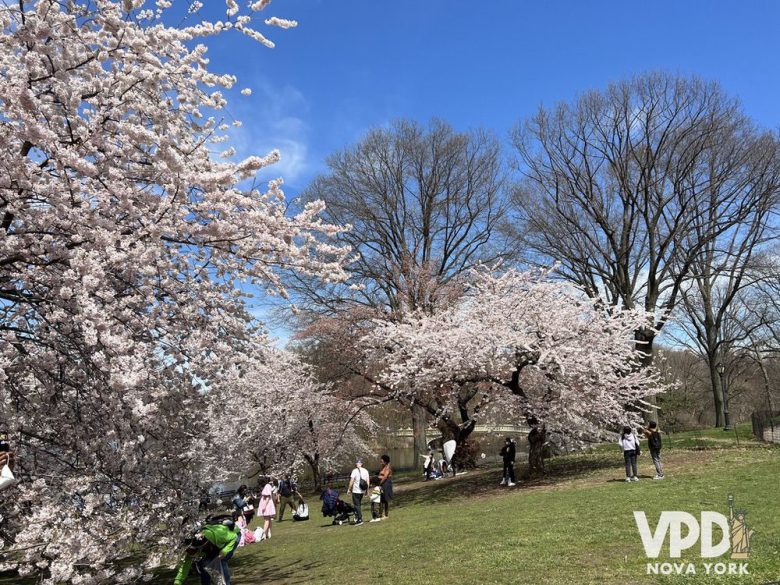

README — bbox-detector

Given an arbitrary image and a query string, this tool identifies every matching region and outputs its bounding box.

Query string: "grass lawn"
[152,428,779,585]
[3,428,777,584]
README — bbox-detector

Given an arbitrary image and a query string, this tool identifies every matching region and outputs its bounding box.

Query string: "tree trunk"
[636,328,658,421]
[436,417,477,470]
[527,424,546,476]
[304,453,321,492]
[411,404,428,470]
[708,358,724,427]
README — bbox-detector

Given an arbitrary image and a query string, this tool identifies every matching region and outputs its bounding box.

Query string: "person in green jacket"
[173,521,240,585]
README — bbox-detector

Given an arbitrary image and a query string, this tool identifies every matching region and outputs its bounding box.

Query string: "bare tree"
[510,72,780,383]
[288,119,512,465]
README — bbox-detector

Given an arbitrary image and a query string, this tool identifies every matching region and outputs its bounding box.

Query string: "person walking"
[276,474,297,521]
[378,454,393,519]
[347,458,369,526]
[499,437,516,486]
[619,426,640,482]
[642,421,665,479]
[257,482,276,539]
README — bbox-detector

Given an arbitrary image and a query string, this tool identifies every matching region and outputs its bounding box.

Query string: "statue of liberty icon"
[728,495,754,559]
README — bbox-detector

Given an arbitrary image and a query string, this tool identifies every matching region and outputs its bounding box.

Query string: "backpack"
[648,430,662,451]
[279,480,292,497]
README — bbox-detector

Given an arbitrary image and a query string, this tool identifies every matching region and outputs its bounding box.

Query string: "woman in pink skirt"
[257,482,276,540]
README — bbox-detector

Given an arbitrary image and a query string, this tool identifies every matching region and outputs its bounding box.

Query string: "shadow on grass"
[394,452,621,508]
[148,556,324,585]
[231,555,324,584]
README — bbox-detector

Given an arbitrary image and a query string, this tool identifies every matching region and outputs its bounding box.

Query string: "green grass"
[4,430,779,585]
[157,433,779,585]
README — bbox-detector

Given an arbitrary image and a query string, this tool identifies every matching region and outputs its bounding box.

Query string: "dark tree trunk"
[636,328,658,422]
[412,404,428,470]
[708,358,724,428]
[304,453,321,492]
[436,416,477,470]
[527,424,546,476]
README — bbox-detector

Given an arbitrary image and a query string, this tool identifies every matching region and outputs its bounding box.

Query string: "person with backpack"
[499,437,516,487]
[618,425,640,482]
[276,474,297,522]
[347,458,369,526]
[643,421,665,479]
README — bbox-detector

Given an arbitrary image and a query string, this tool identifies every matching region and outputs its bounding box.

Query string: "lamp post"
[717,362,732,431]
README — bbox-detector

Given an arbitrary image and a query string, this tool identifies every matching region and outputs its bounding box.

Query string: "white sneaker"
[632,477,640,482]
[369,518,380,522]
[625,478,632,483]
[507,482,516,487]
[499,480,506,486]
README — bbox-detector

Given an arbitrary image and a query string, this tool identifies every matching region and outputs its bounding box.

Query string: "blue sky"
[200,0,780,195]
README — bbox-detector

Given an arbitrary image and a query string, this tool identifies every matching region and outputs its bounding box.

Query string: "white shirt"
[350,467,369,493]
[619,434,639,451]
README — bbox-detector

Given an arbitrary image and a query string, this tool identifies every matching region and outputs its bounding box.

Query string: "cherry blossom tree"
[203,346,372,491]
[0,1,349,582]
[360,268,666,474]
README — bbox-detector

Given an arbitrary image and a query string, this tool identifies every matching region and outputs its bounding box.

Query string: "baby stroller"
[320,487,356,525]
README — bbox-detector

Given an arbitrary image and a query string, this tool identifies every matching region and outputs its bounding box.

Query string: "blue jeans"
[198,533,239,585]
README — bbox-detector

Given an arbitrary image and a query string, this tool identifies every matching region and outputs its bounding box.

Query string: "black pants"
[351,492,363,523]
[503,461,515,482]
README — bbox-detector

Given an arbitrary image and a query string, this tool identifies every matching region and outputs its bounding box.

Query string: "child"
[257,482,276,540]
[619,425,640,482]
[369,486,382,522]
[643,421,665,479]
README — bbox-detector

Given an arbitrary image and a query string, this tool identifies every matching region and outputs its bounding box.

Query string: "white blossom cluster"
[361,268,666,438]
[0,1,350,582]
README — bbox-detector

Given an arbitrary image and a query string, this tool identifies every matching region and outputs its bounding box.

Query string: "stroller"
[320,487,356,525]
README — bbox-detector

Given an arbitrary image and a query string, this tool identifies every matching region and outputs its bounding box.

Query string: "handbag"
[0,464,16,491]
[357,469,368,491]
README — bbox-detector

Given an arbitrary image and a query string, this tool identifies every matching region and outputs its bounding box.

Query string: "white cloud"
[226,81,312,186]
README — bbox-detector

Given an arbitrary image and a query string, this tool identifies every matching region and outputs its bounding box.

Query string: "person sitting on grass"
[292,491,309,521]
[619,425,640,482]
[173,519,240,585]
[642,421,665,480]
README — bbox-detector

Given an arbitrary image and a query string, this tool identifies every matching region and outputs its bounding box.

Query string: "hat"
[356,458,363,465]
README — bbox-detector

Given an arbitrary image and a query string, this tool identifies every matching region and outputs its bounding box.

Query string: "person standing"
[277,474,297,521]
[347,458,369,526]
[642,421,665,479]
[619,426,640,482]
[378,454,393,519]
[499,437,516,486]
[257,482,276,539]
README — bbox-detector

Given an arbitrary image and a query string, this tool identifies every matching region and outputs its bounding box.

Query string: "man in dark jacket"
[499,437,516,486]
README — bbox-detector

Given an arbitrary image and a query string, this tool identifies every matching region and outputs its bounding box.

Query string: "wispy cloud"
[226,81,313,188]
